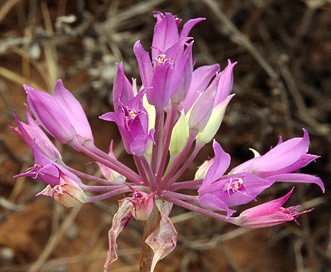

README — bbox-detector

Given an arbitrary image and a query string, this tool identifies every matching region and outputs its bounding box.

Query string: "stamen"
[223,177,244,195]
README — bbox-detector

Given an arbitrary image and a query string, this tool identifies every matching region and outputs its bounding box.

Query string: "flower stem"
[139,205,160,272]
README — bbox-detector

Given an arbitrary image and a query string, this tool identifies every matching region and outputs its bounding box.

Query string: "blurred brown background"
[0,0,330,271]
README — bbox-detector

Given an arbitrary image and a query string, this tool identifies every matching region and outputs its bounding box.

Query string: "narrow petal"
[199,193,236,217]
[188,83,216,131]
[152,12,179,59]
[197,94,234,144]
[11,107,61,161]
[233,188,313,228]
[149,62,173,108]
[252,129,310,173]
[199,140,230,190]
[134,41,153,87]
[181,64,220,112]
[180,17,205,39]
[214,60,236,105]
[270,173,325,193]
[53,80,94,145]
[112,64,134,111]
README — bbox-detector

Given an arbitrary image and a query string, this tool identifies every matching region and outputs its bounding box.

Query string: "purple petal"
[199,141,230,190]
[149,61,173,108]
[180,17,205,39]
[152,12,179,59]
[181,64,220,112]
[214,60,236,105]
[269,173,325,193]
[199,193,236,217]
[252,129,310,173]
[134,41,153,87]
[11,107,61,160]
[53,80,94,144]
[25,85,75,144]
[216,173,274,206]
[113,64,134,111]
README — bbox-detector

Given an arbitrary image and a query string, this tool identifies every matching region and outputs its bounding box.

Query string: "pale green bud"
[196,94,234,144]
[169,110,189,156]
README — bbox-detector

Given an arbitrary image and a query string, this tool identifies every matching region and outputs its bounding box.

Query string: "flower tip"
[23,84,34,93]
[302,128,310,142]
[227,59,238,67]
[55,79,64,88]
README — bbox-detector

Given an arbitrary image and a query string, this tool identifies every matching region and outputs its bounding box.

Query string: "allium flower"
[198,141,275,216]
[229,129,324,191]
[231,187,312,228]
[12,11,324,272]
[25,80,94,150]
[100,64,155,156]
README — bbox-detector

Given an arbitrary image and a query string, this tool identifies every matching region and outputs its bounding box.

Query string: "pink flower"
[198,141,274,216]
[25,80,94,150]
[133,12,205,109]
[229,129,324,192]
[100,65,154,156]
[232,187,312,228]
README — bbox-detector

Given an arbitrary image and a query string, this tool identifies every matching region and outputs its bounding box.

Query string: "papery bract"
[104,199,134,272]
[37,172,86,208]
[145,200,178,272]
[128,188,155,221]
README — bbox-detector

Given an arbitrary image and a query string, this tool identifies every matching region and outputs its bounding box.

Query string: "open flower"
[198,132,323,217]
[229,129,324,192]
[100,65,155,156]
[198,141,274,216]
[134,12,205,109]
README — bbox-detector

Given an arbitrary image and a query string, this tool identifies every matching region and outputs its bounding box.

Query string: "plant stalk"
[139,205,160,272]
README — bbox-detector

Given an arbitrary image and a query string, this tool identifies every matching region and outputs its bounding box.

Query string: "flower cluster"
[12,12,324,271]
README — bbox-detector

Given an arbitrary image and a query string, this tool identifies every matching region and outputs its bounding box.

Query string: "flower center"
[223,177,244,195]
[156,54,167,66]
